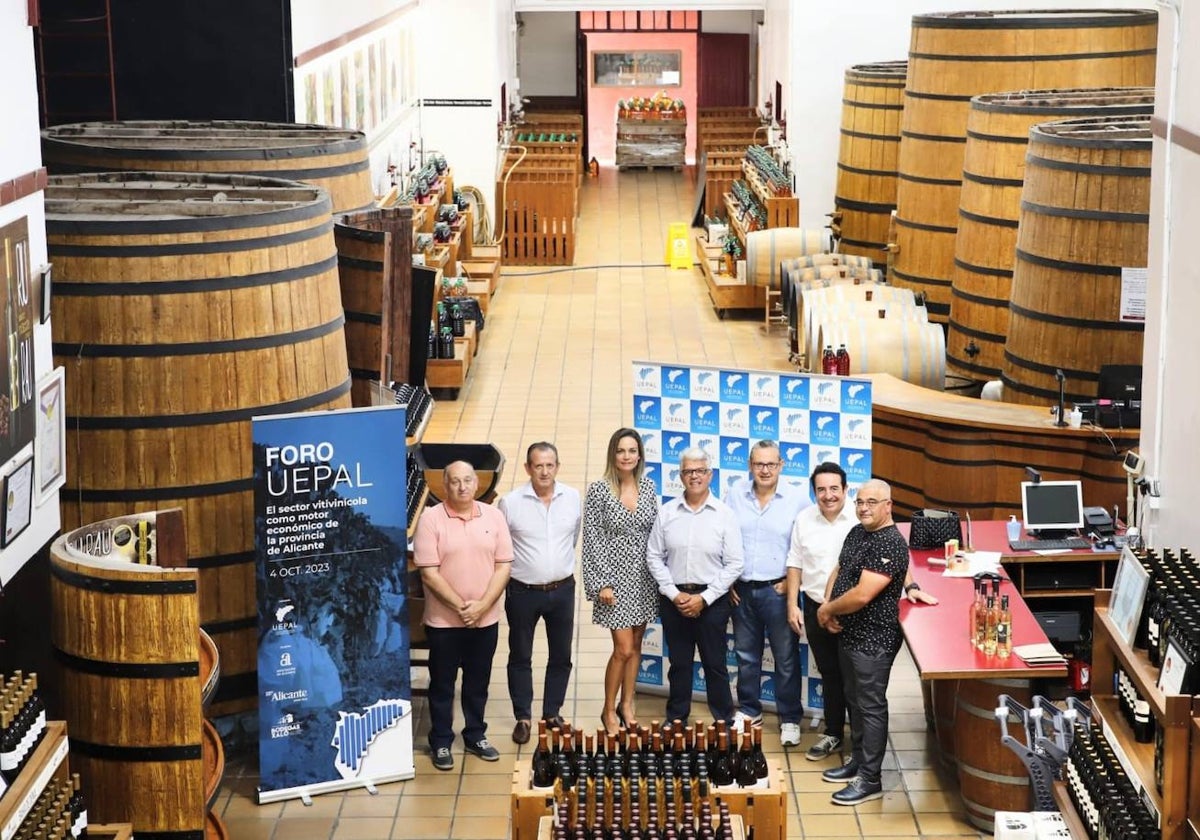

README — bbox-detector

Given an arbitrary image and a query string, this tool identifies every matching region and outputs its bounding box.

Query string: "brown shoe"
[512,719,531,744]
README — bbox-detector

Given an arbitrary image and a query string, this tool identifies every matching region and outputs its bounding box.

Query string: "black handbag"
[908,509,963,549]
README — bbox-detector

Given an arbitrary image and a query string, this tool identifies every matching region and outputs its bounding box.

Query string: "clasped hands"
[674,592,705,618]
[458,599,486,626]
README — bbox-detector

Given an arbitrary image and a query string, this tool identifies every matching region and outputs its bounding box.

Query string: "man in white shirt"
[646,447,744,725]
[497,442,582,745]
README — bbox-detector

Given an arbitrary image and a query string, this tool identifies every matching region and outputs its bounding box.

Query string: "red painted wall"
[585,31,698,166]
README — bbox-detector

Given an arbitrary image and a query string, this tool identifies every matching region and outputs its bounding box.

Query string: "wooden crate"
[426,336,471,390]
[461,259,500,296]
[499,176,577,266]
[466,280,491,317]
[616,118,686,169]
[536,815,746,840]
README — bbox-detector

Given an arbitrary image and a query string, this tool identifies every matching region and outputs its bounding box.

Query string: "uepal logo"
[749,406,779,440]
[691,368,719,401]
[633,363,661,396]
[719,405,748,436]
[840,415,871,448]
[661,399,690,432]
[840,380,872,414]
[642,624,663,655]
[720,436,748,471]
[725,636,737,668]
[780,442,809,478]
[637,656,663,686]
[750,373,779,404]
[779,375,810,409]
[780,408,809,441]
[810,411,840,446]
[843,449,872,484]
[807,679,826,710]
[663,466,684,498]
[643,463,663,495]
[692,436,718,463]
[662,432,691,465]
[810,377,842,412]
[723,472,743,496]
[690,400,719,435]
[811,447,840,470]
[641,431,661,462]
[720,371,749,404]
[692,662,708,693]
[759,674,777,704]
[634,397,661,429]
[661,366,691,399]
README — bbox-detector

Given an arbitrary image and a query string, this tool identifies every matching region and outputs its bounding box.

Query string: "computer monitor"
[1021,480,1085,535]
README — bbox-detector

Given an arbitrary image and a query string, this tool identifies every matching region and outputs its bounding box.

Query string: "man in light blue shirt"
[726,440,811,747]
[646,447,744,725]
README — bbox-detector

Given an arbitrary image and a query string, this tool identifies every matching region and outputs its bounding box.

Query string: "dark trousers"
[804,596,847,736]
[839,642,899,785]
[505,579,575,721]
[659,593,734,724]
[426,623,498,750]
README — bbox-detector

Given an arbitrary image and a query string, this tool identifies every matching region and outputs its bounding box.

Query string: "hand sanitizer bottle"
[1006,515,1021,544]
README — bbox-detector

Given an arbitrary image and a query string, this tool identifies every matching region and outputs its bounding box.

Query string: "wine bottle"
[835,343,850,377]
[534,732,557,788]
[750,725,769,780]
[996,595,1012,658]
[968,579,983,650]
[983,595,998,655]
[428,320,438,359]
[711,731,734,787]
[735,731,756,787]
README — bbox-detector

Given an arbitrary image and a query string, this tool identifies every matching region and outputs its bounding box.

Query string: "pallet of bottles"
[536,813,745,840]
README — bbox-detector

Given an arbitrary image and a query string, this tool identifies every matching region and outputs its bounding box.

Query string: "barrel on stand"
[41,120,375,214]
[745,227,830,289]
[47,172,353,715]
[805,299,927,371]
[954,678,1035,832]
[797,283,917,368]
[833,60,907,264]
[947,88,1154,383]
[815,318,945,389]
[892,9,1158,322]
[1001,116,1151,406]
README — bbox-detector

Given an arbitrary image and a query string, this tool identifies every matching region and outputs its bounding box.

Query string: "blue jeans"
[732,581,802,723]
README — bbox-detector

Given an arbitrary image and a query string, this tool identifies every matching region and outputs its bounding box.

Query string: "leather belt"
[739,577,785,589]
[511,575,574,592]
[677,583,707,594]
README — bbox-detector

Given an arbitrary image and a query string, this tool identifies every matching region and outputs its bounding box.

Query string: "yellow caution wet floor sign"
[666,222,692,269]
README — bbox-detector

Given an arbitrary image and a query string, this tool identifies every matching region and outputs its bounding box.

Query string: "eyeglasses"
[751,462,781,471]
[854,498,890,509]
[680,468,711,478]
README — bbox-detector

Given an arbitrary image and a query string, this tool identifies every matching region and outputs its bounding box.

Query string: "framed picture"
[1158,635,1194,696]
[593,50,682,87]
[35,367,66,505]
[39,263,52,324]
[1108,546,1149,645]
[2,454,34,547]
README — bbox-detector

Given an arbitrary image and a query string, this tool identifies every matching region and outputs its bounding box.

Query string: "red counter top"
[898,521,1069,680]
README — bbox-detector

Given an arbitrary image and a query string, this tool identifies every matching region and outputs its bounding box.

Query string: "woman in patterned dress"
[582,427,660,735]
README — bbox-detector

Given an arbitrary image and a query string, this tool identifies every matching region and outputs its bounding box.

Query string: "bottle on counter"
[983,595,998,655]
[996,595,1012,658]
[835,344,850,376]
[1006,515,1021,544]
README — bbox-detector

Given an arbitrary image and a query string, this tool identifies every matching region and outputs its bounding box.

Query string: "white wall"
[0,0,61,584]
[289,0,406,57]
[1140,1,1197,550]
[517,12,576,97]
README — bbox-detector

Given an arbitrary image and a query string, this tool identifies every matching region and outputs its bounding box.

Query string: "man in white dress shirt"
[497,442,581,745]
[646,447,744,725]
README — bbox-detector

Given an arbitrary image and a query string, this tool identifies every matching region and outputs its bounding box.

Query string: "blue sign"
[810,411,840,446]
[662,366,691,399]
[690,400,720,435]
[635,397,662,429]
[720,372,749,404]
[780,442,810,479]
[749,405,780,440]
[844,448,872,484]
[662,432,691,466]
[720,436,748,471]
[841,380,872,414]
[779,375,810,409]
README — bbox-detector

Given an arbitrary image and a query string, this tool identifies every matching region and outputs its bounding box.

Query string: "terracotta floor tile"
[332,816,396,839]
[389,815,453,839]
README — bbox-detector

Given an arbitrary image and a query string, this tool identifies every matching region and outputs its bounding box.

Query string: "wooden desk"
[869,373,1137,520]
[965,519,1121,600]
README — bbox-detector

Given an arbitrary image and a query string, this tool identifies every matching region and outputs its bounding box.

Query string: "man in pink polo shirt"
[414,460,513,771]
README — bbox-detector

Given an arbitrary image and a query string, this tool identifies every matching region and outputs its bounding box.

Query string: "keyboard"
[1009,537,1092,552]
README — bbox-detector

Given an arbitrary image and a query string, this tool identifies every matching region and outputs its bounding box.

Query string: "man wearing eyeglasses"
[646,447,744,725]
[725,440,810,747]
[815,478,909,806]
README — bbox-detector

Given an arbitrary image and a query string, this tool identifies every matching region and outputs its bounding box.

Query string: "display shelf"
[1093,696,1161,815]
[536,815,746,840]
[1052,781,1090,840]
[693,233,765,318]
[426,337,471,392]
[0,721,69,840]
[1191,718,1200,838]
[740,159,798,228]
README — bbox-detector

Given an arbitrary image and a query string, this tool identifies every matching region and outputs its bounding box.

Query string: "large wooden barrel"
[947,88,1154,382]
[816,317,946,389]
[805,299,927,371]
[47,171,353,715]
[50,514,206,837]
[797,283,917,363]
[892,9,1158,323]
[833,61,907,263]
[1002,115,1151,406]
[955,678,1035,831]
[41,120,374,214]
[746,227,830,288]
[334,207,415,407]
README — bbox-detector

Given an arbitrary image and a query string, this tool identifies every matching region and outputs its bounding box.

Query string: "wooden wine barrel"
[1001,115,1151,406]
[416,443,507,504]
[47,172,353,715]
[199,628,220,708]
[815,318,946,389]
[782,271,883,358]
[947,87,1154,383]
[834,60,907,263]
[955,678,1035,831]
[334,207,415,407]
[41,120,374,214]
[50,520,206,837]
[797,283,917,364]
[892,9,1158,323]
[746,227,830,288]
[805,299,927,372]
[782,253,874,271]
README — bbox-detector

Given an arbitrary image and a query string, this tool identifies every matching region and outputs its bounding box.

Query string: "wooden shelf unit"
[0,721,70,838]
[694,233,765,318]
[740,160,799,229]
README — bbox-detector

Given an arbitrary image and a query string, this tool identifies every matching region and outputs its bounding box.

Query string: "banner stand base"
[258,770,416,805]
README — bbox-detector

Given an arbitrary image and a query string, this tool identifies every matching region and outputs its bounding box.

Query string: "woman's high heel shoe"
[601,710,620,737]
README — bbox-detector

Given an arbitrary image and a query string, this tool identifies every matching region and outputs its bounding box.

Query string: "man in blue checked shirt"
[725,440,810,747]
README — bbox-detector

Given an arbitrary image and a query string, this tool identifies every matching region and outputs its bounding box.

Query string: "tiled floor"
[213,167,987,839]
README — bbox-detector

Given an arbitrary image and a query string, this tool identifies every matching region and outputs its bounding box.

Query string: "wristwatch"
[904,582,921,593]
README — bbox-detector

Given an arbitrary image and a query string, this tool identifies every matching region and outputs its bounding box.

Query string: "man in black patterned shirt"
[815,478,910,805]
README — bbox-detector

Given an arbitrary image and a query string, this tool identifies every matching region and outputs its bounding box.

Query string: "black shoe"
[512,720,531,745]
[543,715,565,729]
[465,738,501,761]
[831,777,883,805]
[431,746,454,771]
[822,759,859,783]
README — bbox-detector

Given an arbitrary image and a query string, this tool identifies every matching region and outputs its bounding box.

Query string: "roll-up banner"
[253,404,414,803]
[630,361,874,715]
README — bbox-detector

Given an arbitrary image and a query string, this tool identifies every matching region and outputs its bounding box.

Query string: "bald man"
[414,461,513,771]
[815,479,909,806]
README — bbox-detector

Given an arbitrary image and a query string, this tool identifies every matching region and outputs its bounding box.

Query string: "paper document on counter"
[941,550,1003,577]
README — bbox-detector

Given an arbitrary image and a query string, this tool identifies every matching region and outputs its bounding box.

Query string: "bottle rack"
[1085,588,1198,840]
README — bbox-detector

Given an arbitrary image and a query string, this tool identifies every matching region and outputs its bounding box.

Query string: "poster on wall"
[35,367,66,505]
[631,360,874,714]
[253,405,414,804]
[1,218,37,469]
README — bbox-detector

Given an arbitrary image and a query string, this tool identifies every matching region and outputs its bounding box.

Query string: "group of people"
[412,429,937,805]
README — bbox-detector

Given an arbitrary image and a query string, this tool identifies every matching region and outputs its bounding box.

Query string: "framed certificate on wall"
[2,454,34,547]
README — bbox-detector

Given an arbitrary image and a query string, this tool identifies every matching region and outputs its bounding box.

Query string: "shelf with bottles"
[739,147,798,229]
[693,233,766,318]
[0,720,70,838]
